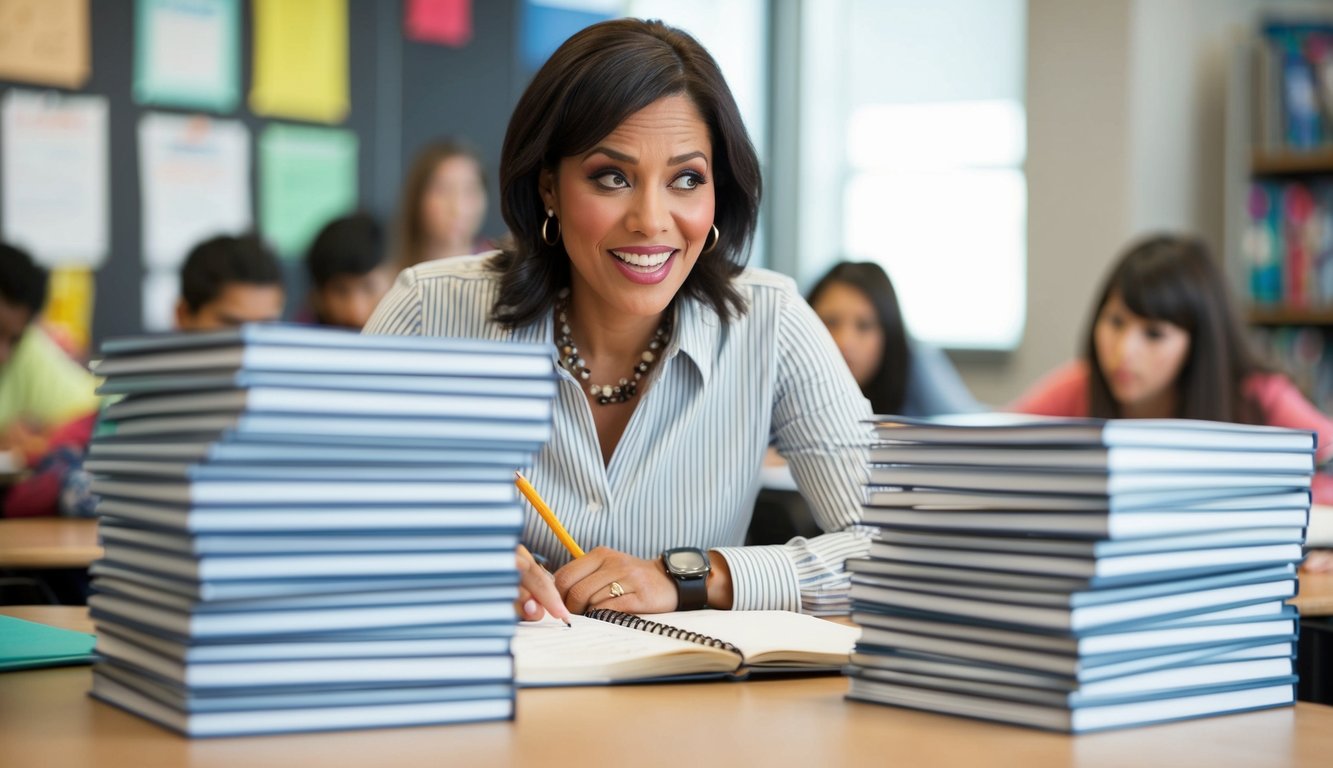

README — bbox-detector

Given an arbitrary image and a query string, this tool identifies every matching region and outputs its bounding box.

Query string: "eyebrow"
[582,147,708,166]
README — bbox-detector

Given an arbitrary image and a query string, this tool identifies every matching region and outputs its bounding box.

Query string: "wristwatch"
[662,547,710,611]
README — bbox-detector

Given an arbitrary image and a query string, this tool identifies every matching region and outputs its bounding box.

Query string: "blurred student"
[305,213,392,330]
[0,242,99,475]
[1008,235,1333,570]
[8,235,285,518]
[807,261,982,416]
[391,139,489,270]
[175,235,285,330]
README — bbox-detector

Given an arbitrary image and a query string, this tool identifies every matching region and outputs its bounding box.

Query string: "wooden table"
[1292,570,1333,617]
[1,608,1332,768]
[0,518,100,569]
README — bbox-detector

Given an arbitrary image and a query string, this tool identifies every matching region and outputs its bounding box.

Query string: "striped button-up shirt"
[365,254,873,614]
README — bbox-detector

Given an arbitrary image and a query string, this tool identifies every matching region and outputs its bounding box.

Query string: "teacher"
[366,19,872,619]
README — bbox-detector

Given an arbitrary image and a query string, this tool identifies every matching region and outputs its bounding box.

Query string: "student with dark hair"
[392,139,489,270]
[0,242,98,466]
[368,19,871,620]
[175,234,285,330]
[1011,235,1333,492]
[807,261,981,416]
[305,213,393,330]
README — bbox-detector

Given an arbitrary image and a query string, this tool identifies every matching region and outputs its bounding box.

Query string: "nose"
[626,186,669,234]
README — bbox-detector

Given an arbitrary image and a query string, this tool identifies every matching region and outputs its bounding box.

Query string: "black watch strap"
[662,547,710,611]
[674,571,708,611]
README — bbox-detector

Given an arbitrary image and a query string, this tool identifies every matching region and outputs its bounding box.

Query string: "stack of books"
[83,324,557,737]
[846,415,1313,733]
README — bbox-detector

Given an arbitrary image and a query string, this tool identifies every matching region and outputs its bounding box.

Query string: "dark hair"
[808,262,912,414]
[307,213,387,288]
[1084,234,1267,423]
[392,139,486,270]
[179,235,283,313]
[0,242,49,317]
[490,18,762,329]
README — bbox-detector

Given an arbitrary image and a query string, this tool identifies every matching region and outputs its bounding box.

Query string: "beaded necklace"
[553,290,672,405]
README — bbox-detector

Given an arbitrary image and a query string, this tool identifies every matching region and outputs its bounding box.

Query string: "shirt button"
[586,501,602,513]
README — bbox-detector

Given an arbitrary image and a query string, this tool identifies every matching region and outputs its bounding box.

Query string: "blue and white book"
[849,565,1299,632]
[91,476,518,506]
[92,576,519,614]
[102,387,553,423]
[90,672,515,737]
[96,369,559,399]
[85,461,518,484]
[86,439,534,468]
[869,444,1315,473]
[94,498,524,534]
[870,414,1317,452]
[96,541,518,582]
[867,465,1310,496]
[98,521,519,557]
[870,527,1307,558]
[845,678,1295,733]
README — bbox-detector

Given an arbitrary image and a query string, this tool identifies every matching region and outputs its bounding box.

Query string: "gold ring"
[609,581,625,598]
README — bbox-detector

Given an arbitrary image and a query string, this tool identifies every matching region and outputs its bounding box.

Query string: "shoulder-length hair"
[1084,234,1267,423]
[489,18,762,329]
[391,139,486,271]
[808,262,912,414]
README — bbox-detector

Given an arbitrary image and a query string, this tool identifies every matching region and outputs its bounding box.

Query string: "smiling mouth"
[611,249,675,272]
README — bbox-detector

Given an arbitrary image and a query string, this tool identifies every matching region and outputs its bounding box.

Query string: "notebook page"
[650,610,860,666]
[512,614,740,685]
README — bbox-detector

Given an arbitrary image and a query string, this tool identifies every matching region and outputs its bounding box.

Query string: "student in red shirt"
[1009,235,1333,571]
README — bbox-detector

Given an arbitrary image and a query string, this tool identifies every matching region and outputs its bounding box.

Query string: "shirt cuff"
[711,545,801,612]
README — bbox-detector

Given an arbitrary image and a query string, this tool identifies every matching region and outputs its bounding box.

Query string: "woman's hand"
[515,544,573,624]
[553,546,678,614]
[1302,549,1333,573]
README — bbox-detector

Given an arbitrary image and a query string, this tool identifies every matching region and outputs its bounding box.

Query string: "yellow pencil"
[514,471,585,558]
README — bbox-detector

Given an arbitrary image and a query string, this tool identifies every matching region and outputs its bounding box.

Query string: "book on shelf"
[868,444,1315,473]
[865,540,1304,587]
[101,386,553,423]
[93,498,525,534]
[90,671,515,738]
[512,609,859,686]
[849,564,1298,633]
[97,412,553,448]
[846,677,1296,734]
[95,369,559,399]
[0,615,96,671]
[869,414,1316,452]
[90,476,519,506]
[851,604,1298,673]
[86,438,534,467]
[867,465,1309,497]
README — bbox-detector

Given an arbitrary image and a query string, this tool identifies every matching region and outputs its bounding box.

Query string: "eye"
[856,319,877,333]
[1144,324,1166,340]
[591,170,629,190]
[669,171,706,191]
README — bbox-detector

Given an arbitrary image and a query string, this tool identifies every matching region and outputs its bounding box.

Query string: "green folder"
[0,615,96,672]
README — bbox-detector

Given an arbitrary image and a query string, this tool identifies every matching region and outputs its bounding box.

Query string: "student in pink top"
[1009,235,1333,571]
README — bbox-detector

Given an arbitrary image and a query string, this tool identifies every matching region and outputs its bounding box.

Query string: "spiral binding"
[584,608,743,657]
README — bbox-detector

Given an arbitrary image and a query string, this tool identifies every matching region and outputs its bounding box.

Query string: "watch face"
[666,549,709,575]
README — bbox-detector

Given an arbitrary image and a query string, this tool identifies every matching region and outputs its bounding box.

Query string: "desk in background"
[1,607,1332,768]
[0,519,100,569]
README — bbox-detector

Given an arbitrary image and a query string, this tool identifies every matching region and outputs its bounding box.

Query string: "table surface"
[1,607,1332,768]
[0,518,100,569]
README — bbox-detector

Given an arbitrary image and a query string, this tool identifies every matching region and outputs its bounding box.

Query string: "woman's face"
[812,282,883,388]
[420,155,487,248]
[1093,291,1191,410]
[541,94,715,321]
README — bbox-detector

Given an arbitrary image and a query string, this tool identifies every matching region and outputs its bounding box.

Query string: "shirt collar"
[668,295,720,385]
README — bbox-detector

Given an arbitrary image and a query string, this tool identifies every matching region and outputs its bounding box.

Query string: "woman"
[1010,235,1333,570]
[807,261,981,416]
[391,139,489,270]
[367,19,871,619]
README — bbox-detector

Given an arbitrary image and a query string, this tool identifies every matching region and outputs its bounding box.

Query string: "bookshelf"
[1224,18,1333,413]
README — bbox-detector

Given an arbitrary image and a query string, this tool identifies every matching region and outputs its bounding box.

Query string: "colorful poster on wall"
[40,266,95,356]
[0,90,108,268]
[0,0,90,88]
[138,112,251,271]
[406,0,472,47]
[249,0,349,124]
[133,0,240,113]
[258,124,357,259]
[520,0,618,72]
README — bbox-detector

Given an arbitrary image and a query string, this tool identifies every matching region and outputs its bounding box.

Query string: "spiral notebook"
[512,609,860,686]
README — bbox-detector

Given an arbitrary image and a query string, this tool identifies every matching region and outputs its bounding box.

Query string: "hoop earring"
[701,224,719,255]
[541,208,561,246]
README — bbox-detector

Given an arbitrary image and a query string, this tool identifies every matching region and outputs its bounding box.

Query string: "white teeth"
[612,250,672,268]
